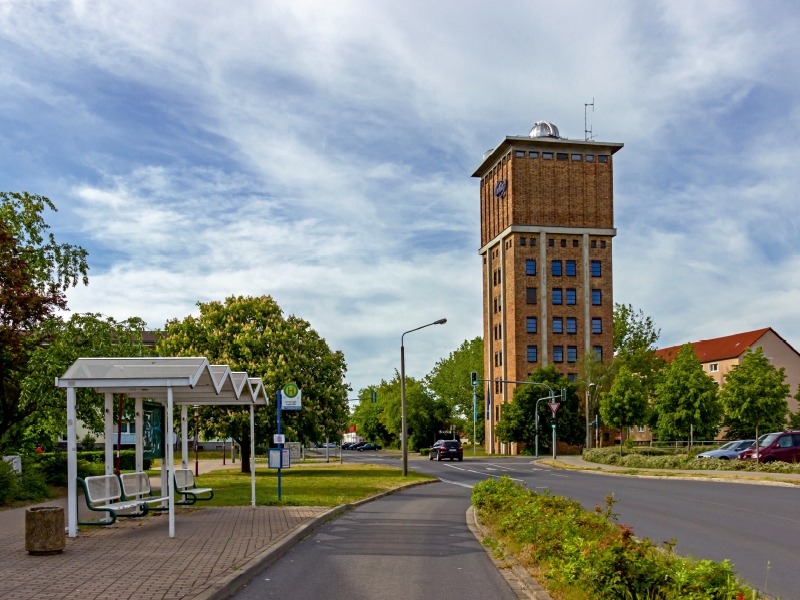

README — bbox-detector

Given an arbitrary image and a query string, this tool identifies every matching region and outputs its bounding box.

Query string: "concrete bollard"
[25,506,66,555]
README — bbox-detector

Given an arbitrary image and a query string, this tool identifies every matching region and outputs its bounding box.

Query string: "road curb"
[538,459,800,487]
[466,506,553,600]
[194,478,438,600]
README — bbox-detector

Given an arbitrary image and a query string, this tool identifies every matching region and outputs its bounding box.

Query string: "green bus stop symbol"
[283,383,299,398]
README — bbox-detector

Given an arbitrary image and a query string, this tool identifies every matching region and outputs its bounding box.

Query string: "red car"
[738,431,800,464]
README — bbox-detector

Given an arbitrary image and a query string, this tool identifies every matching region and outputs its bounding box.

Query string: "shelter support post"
[135,397,143,473]
[104,392,114,475]
[167,387,175,538]
[67,387,77,538]
[250,404,256,508]
[181,404,188,470]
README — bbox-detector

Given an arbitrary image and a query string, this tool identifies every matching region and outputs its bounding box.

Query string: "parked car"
[738,431,800,463]
[357,443,381,451]
[429,440,463,461]
[350,441,368,450]
[341,442,356,450]
[696,440,754,460]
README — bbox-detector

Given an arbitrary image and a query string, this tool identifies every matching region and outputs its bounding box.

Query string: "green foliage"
[0,457,51,506]
[720,346,790,442]
[788,387,800,430]
[612,303,666,397]
[159,295,350,472]
[600,366,648,453]
[351,385,394,447]
[473,476,758,599]
[28,450,151,486]
[495,366,585,449]
[653,344,721,441]
[80,433,97,451]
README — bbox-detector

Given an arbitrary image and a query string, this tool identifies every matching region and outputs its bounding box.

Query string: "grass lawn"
[150,464,435,506]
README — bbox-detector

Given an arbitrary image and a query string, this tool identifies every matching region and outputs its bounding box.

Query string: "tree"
[599,366,648,455]
[495,366,585,452]
[613,303,666,397]
[351,385,393,447]
[425,337,485,444]
[787,386,800,430]
[576,351,616,448]
[719,347,790,457]
[158,295,349,472]
[652,344,721,442]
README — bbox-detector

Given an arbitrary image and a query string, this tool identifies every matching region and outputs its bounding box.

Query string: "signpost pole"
[473,384,477,457]
[277,390,282,501]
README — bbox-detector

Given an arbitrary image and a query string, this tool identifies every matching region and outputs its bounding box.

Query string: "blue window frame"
[567,373,577,382]
[552,289,563,305]
[552,317,563,334]
[593,346,603,360]
[566,289,576,305]
[553,346,564,363]
[591,260,601,277]
[526,317,537,333]
[566,317,577,334]
[551,260,562,276]
[527,346,538,363]
[592,318,602,334]
[592,289,601,305]
[566,260,576,276]
[567,346,578,363]
[526,260,536,276]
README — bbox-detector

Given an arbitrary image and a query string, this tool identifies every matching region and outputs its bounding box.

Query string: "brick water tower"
[474,121,622,454]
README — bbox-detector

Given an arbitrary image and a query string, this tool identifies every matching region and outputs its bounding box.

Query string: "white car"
[696,440,754,460]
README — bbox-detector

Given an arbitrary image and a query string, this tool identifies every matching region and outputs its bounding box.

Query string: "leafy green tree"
[351,385,393,447]
[425,337,485,444]
[577,351,616,448]
[720,347,790,453]
[613,303,666,397]
[495,366,585,452]
[158,295,349,472]
[599,366,648,455]
[652,344,721,442]
[787,386,800,430]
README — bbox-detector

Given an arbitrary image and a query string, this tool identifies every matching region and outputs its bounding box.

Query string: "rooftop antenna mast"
[584,98,595,141]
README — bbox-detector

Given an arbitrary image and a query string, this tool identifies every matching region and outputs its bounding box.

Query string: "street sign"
[282,383,301,409]
[470,371,478,386]
[268,448,290,469]
[371,390,377,403]
[286,441,301,461]
[548,402,561,415]
[273,434,285,444]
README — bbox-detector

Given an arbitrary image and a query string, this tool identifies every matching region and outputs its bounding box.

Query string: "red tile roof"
[656,328,773,363]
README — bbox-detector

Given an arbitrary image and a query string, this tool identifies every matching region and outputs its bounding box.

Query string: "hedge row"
[25,451,153,487]
[583,447,800,473]
[0,459,50,506]
[472,476,758,599]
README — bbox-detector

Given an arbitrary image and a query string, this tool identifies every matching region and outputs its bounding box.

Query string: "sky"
[2,1,800,395]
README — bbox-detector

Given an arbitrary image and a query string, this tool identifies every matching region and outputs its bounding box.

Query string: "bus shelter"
[56,357,268,538]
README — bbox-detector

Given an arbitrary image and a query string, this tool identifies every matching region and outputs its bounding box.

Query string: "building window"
[520,237,526,246]
[567,373,577,382]
[526,287,537,304]
[526,317,537,333]
[592,289,601,305]
[566,289,576,305]
[515,150,525,158]
[557,153,568,161]
[638,425,645,433]
[599,155,609,163]
[553,346,564,362]
[494,352,498,367]
[560,238,566,247]
[591,261,601,277]
[586,155,595,162]
[591,240,597,248]
[530,237,536,246]
[601,240,607,248]
[566,317,577,334]
[565,260,576,276]
[709,363,719,372]
[592,318,602,334]
[552,288,563,305]
[496,405,500,421]
[593,346,603,360]
[526,260,537,276]
[572,239,579,247]
[527,346,538,362]
[567,346,578,363]
[529,151,539,158]
[548,238,554,247]
[553,317,563,334]
[571,154,582,161]
[551,260,562,276]
[543,152,553,159]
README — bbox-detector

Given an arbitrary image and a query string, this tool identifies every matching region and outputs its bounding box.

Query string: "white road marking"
[485,468,497,471]
[443,464,467,471]
[486,463,513,470]
[438,478,474,489]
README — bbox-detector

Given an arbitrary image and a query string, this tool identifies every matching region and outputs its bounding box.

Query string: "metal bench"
[76,474,155,525]
[120,472,170,508]
[174,469,214,505]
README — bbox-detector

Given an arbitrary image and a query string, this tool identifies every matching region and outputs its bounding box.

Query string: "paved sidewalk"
[1,503,327,600]
[551,455,800,483]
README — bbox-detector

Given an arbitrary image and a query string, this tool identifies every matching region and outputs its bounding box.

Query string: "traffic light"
[371,390,377,403]
[470,371,478,386]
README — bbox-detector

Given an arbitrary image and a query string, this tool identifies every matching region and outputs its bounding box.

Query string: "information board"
[286,442,301,461]
[268,448,291,469]
[142,402,165,460]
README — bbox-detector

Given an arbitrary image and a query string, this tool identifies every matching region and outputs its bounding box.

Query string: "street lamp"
[401,318,447,476]
[586,383,595,449]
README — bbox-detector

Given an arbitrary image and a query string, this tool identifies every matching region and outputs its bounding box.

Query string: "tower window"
[526,288,537,304]
[560,239,566,247]
[572,239,579,247]
[527,346,538,363]
[553,317,563,334]
[593,346,603,360]
[592,318,603,334]
[543,152,553,160]
[548,238,554,247]
[553,346,564,363]
[571,154,582,161]
[598,155,609,163]
[591,261,602,277]
[601,240,607,248]
[566,317,577,334]
[520,237,526,246]
[565,260,576,276]
[529,151,539,158]
[586,155,595,162]
[567,346,578,363]
[526,317,537,333]
[530,237,536,246]
[526,260,537,276]
[557,153,568,161]
[592,289,602,305]
[552,289,563,305]
[567,373,577,382]
[591,240,597,248]
[515,151,525,158]
[551,260,562,276]
[566,289,576,305]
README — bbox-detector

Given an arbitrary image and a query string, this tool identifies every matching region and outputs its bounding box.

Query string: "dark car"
[350,441,368,450]
[738,431,800,463]
[429,440,463,461]
[357,443,381,451]
[341,442,355,450]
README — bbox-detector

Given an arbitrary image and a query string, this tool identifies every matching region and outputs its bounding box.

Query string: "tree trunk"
[238,438,251,474]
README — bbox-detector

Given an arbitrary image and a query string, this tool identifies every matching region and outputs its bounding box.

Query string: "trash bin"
[25,506,65,555]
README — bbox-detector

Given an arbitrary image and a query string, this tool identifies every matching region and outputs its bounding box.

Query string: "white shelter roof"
[56,357,268,405]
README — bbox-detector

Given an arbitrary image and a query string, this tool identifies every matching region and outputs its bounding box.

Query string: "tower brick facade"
[474,127,623,454]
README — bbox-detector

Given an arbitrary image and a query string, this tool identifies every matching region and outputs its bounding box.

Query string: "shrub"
[80,434,97,451]
[0,460,19,504]
[26,450,152,486]
[419,448,430,456]
[473,477,757,599]
[0,458,51,506]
